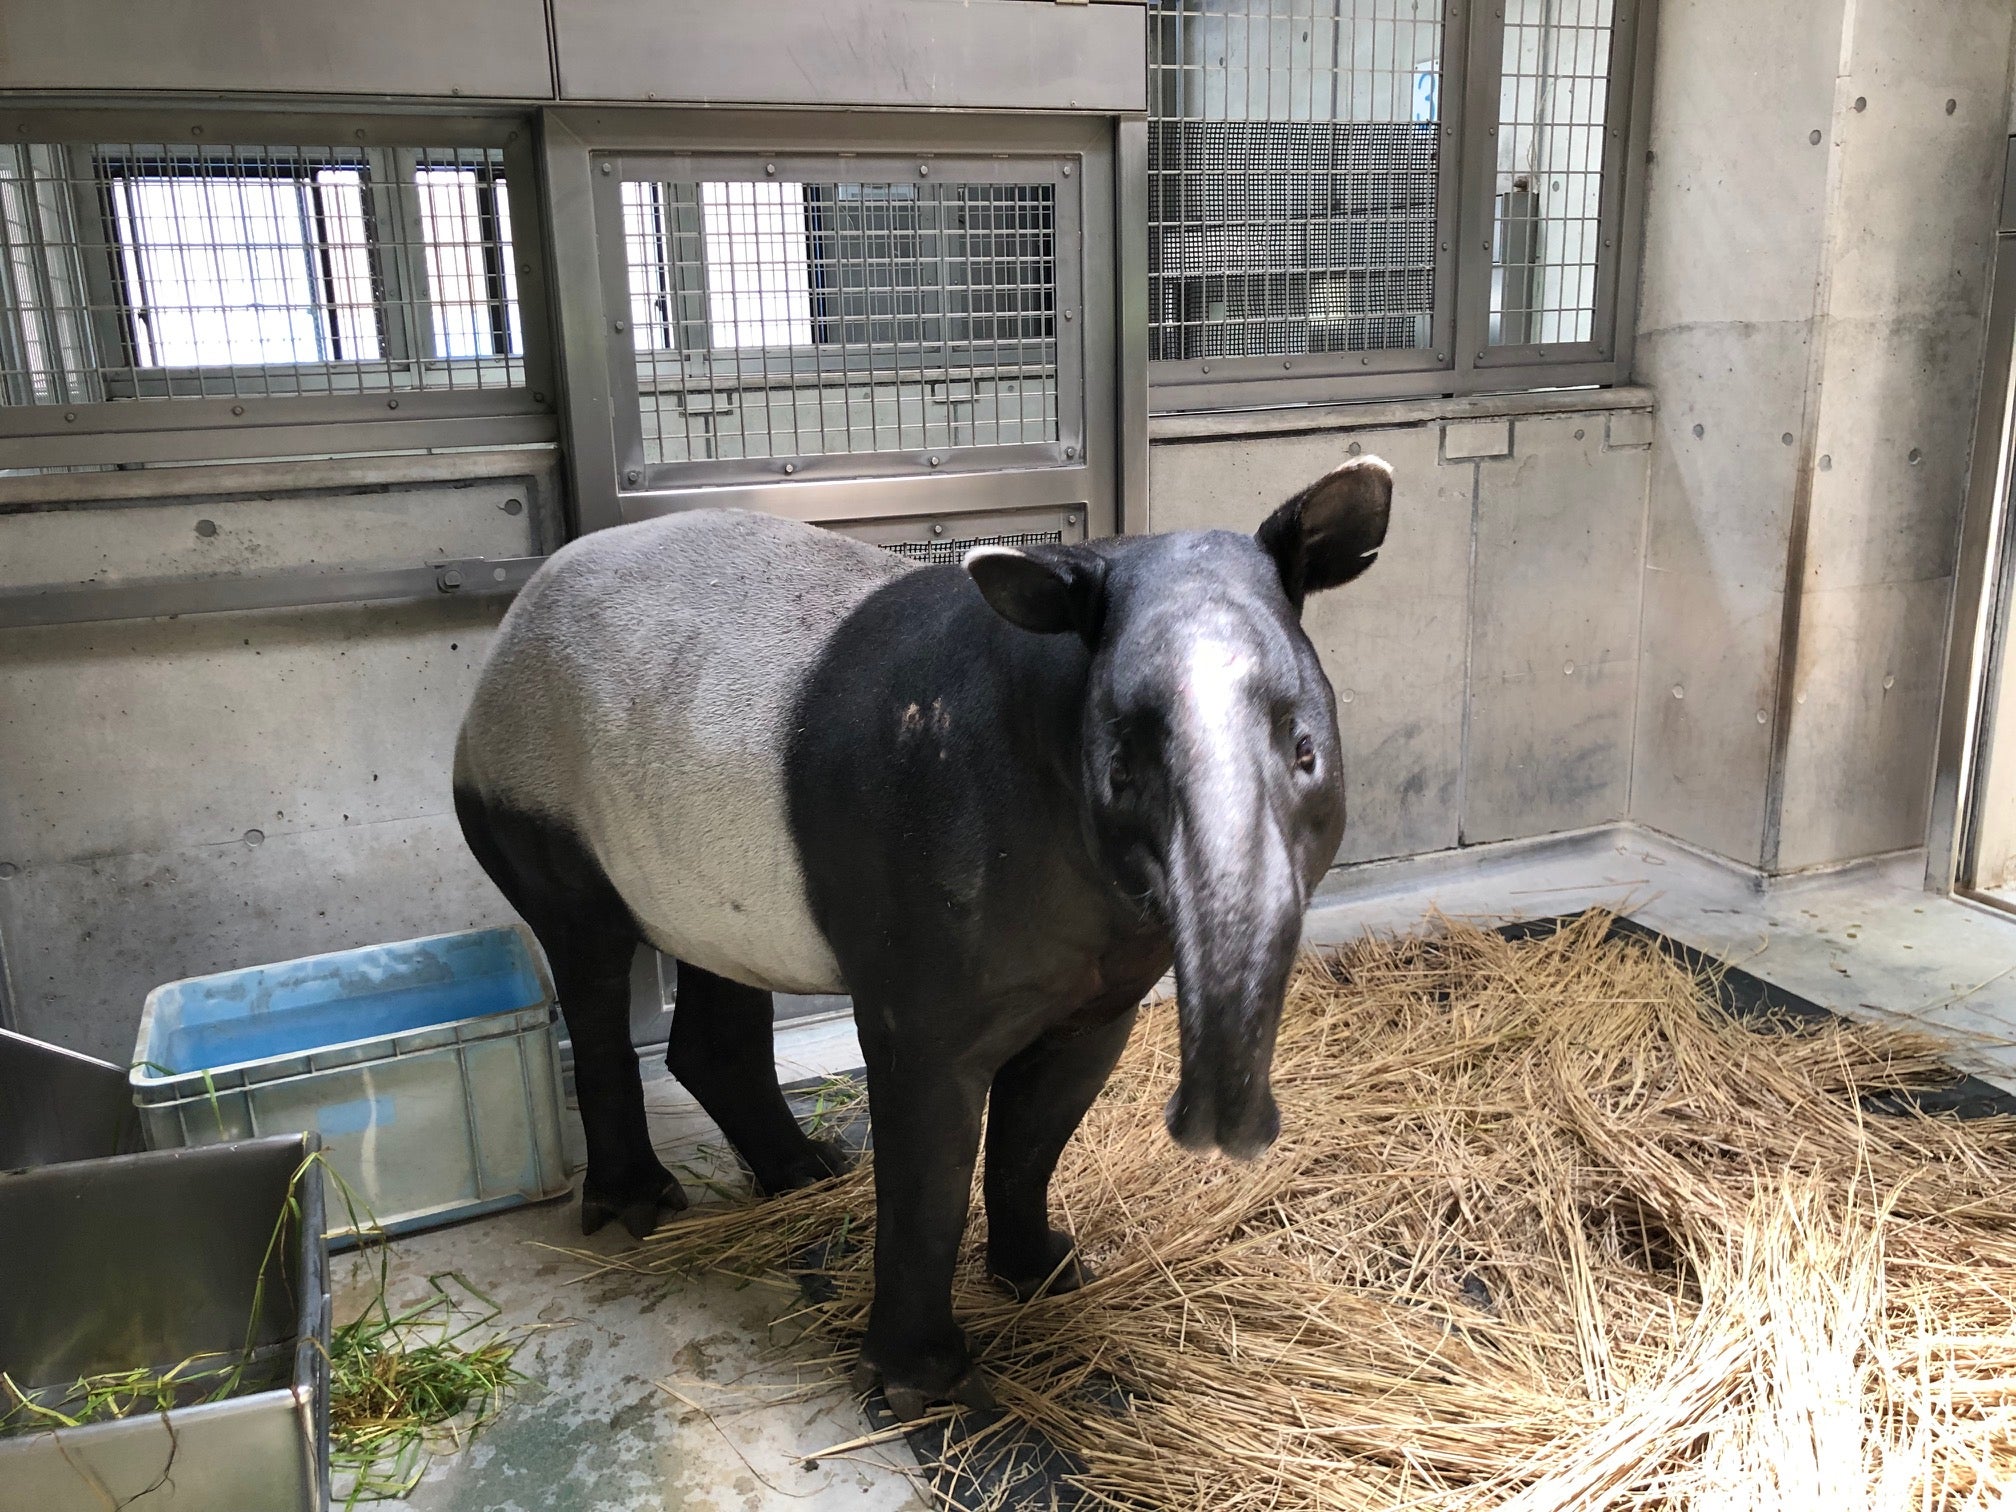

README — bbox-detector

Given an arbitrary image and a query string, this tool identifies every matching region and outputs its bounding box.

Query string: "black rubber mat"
[779,910,2016,1510]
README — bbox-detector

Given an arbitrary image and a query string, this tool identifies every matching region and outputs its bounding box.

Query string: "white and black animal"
[453,457,1392,1418]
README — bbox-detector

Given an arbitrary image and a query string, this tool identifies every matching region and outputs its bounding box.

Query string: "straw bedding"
[594,914,2016,1509]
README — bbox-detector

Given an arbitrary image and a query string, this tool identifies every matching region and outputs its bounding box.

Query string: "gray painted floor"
[343,824,2016,1510]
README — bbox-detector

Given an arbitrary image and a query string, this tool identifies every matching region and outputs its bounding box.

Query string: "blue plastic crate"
[132,927,570,1238]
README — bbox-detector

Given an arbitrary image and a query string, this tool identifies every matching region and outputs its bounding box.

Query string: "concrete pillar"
[1630,0,2016,871]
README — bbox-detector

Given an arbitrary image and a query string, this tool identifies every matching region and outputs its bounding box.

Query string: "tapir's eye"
[1294,733,1317,774]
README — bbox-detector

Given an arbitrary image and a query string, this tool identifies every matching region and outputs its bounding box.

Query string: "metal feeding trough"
[0,1134,330,1511]
[0,1028,142,1171]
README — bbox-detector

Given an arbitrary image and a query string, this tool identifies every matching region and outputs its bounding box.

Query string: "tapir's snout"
[1164,1067,1281,1160]
[1161,793,1305,1161]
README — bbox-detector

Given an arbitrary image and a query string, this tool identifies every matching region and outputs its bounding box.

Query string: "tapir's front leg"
[984,1005,1137,1299]
[852,1008,995,1421]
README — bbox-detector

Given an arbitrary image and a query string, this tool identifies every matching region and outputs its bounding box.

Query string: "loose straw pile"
[586,914,2016,1509]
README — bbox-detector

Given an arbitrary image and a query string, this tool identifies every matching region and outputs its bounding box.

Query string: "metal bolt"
[63,411,75,422]
[1065,446,1077,459]
[387,398,399,409]
[1361,356,1369,366]
[1339,689,1355,704]
[503,497,524,515]
[533,391,546,404]
[493,566,508,582]
[231,404,244,416]
[1201,364,1211,373]
[613,320,626,333]
[918,163,930,176]
[928,455,942,467]
[243,829,264,846]
[600,162,612,175]
[1066,513,1079,526]
[1347,441,1361,454]
[625,468,642,485]
[1477,350,1486,360]
[1757,710,1769,724]
[190,125,204,136]
[783,462,797,475]
[1883,674,1896,689]
[1061,164,1073,178]
[1436,351,1446,361]
[520,263,531,275]
[1781,432,1794,446]
[437,569,464,592]
[1671,685,1685,699]
[932,523,945,536]
[1564,661,1575,675]
[765,163,777,175]
[1283,360,1292,369]
[355,128,367,141]
[1063,310,1074,322]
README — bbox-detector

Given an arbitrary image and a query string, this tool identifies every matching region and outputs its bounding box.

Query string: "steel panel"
[552,0,1146,112]
[0,0,554,98]
[0,556,541,630]
[1933,223,2016,891]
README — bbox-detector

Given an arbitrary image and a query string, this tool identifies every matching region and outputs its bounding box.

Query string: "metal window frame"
[543,107,1131,541]
[1927,137,2016,900]
[600,151,1081,494]
[0,103,559,468]
[1146,0,1656,415]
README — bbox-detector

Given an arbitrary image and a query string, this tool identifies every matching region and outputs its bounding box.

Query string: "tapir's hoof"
[754,1137,855,1198]
[580,1171,688,1239]
[989,1231,1093,1301]
[810,1136,856,1177]
[851,1359,996,1423]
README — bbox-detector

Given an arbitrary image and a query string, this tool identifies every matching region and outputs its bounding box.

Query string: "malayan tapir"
[452,456,1392,1418]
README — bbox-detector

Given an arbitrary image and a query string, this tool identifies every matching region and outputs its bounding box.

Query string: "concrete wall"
[1630,0,2016,870]
[1149,391,1653,866]
[0,452,561,1061]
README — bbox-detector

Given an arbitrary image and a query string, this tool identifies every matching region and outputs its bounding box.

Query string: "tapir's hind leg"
[454,788,687,1238]
[665,961,850,1196]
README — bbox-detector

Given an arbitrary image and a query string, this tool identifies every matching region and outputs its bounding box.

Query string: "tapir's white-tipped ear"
[963,543,1108,641]
[1255,455,1393,613]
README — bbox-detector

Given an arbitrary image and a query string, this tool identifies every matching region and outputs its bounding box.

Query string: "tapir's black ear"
[963,543,1108,641]
[1255,456,1393,613]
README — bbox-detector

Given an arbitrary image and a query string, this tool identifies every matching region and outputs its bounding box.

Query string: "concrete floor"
[339,822,2016,1510]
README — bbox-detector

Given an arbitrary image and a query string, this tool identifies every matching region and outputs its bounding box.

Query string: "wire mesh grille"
[0,141,523,406]
[1147,0,1443,362]
[1490,0,1614,346]
[623,177,1059,467]
[882,527,1065,566]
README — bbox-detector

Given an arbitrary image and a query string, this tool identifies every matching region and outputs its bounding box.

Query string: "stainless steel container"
[0,1134,330,1512]
[0,1028,141,1170]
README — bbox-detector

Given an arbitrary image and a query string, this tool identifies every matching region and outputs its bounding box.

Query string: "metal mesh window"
[0,141,523,405]
[1148,0,1443,362]
[621,176,1058,466]
[1490,0,1615,346]
[882,527,1065,566]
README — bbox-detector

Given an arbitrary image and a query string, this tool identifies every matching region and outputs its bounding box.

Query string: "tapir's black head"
[964,457,1393,1160]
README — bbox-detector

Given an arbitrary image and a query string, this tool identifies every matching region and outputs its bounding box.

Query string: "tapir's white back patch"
[455,510,914,996]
